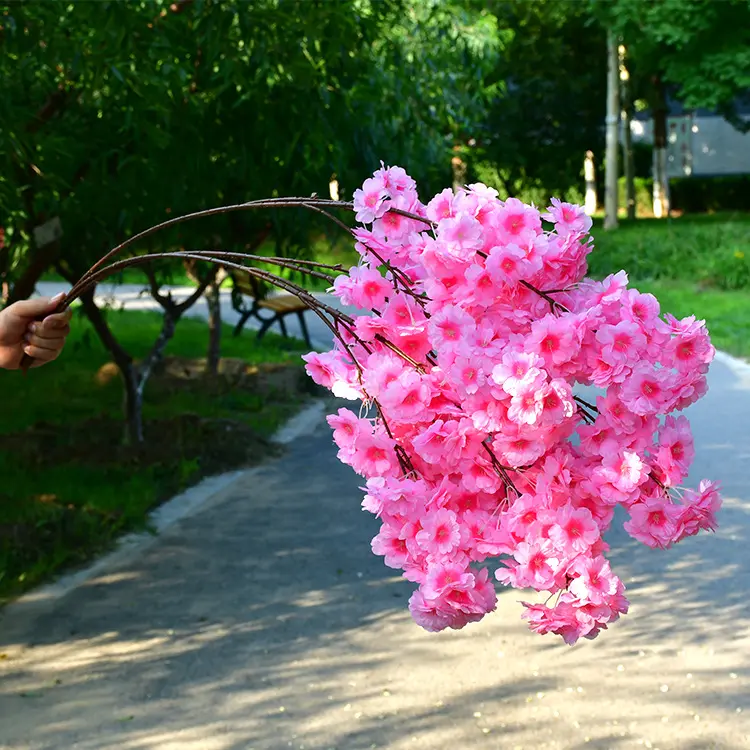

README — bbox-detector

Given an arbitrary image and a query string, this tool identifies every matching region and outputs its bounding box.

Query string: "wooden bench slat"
[259,296,307,313]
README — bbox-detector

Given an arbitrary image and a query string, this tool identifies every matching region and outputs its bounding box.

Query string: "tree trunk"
[451,148,467,192]
[122,361,144,445]
[75,285,143,445]
[652,76,670,219]
[623,107,636,220]
[60,258,210,445]
[619,44,636,220]
[205,277,223,375]
[182,259,224,375]
[584,150,597,216]
[137,309,178,390]
[604,31,620,230]
[122,308,180,445]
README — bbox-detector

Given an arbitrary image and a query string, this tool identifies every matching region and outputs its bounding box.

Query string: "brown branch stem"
[481,441,520,497]
[519,280,570,313]
[573,395,599,414]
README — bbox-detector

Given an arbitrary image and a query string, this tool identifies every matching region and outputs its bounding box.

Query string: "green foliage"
[670,176,750,213]
[704,245,750,292]
[618,176,653,217]
[474,0,607,198]
[0,0,500,442]
[0,0,499,289]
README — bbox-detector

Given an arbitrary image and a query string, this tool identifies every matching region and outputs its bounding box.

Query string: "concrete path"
[1,283,748,749]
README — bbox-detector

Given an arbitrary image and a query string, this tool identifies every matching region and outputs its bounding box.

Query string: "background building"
[630,97,750,178]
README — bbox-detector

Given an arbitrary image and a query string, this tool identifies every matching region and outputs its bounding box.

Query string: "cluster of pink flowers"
[303,165,721,644]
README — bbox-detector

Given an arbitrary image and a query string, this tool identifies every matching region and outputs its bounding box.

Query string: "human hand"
[0,293,72,370]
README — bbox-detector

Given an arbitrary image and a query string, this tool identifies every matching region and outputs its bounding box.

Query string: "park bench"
[230,269,312,348]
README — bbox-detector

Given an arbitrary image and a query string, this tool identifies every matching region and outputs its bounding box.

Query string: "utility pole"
[604,30,620,230]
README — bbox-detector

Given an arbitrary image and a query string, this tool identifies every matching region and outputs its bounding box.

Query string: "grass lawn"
[636,282,750,359]
[589,212,750,291]
[588,212,750,358]
[0,309,310,602]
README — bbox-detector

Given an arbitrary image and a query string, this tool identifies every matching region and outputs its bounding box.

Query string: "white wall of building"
[630,114,750,178]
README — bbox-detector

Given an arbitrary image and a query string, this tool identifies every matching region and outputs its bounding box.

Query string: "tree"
[475,0,608,201]
[604,0,750,129]
[592,0,750,217]
[620,44,637,220]
[1,0,499,441]
[604,31,620,230]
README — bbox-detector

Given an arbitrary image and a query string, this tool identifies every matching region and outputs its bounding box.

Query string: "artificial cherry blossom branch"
[19,165,721,649]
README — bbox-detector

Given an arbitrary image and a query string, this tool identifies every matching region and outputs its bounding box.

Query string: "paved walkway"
[1,283,749,749]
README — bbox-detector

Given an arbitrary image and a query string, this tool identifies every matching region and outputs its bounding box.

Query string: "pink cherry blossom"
[408,589,455,632]
[677,479,721,539]
[327,408,363,454]
[664,315,715,372]
[486,243,530,282]
[596,320,647,364]
[542,197,593,237]
[527,314,580,368]
[548,506,600,555]
[429,305,476,349]
[437,214,484,260]
[653,415,695,487]
[568,555,619,605]
[371,523,410,568]
[619,363,671,416]
[491,350,545,397]
[304,166,720,644]
[502,540,559,590]
[353,176,388,223]
[426,188,456,222]
[494,197,541,244]
[416,509,463,556]
[332,265,392,310]
[624,497,683,548]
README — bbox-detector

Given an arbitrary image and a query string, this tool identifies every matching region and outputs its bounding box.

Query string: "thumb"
[8,292,67,318]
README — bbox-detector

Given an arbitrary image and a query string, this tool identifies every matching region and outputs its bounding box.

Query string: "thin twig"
[301,203,355,236]
[481,441,521,497]
[520,280,570,313]
[374,398,418,479]
[76,197,433,290]
[69,252,354,326]
[182,250,338,284]
[573,395,599,414]
[576,405,596,425]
